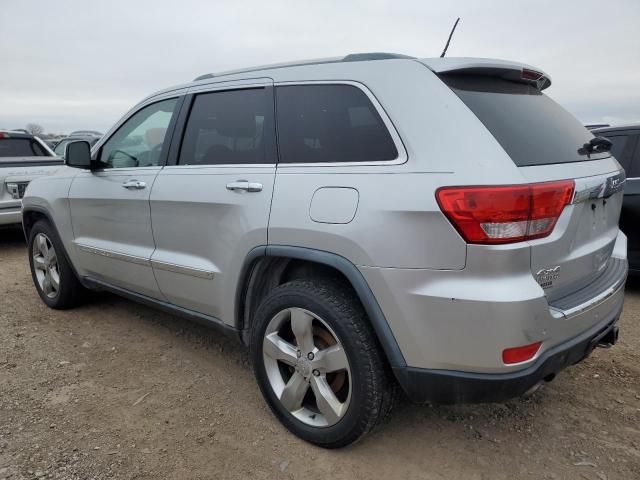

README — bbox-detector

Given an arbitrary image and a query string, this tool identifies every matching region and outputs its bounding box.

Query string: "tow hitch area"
[587,324,619,354]
[596,325,619,348]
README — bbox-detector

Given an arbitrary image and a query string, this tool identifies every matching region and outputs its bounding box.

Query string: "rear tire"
[250,279,395,448]
[28,220,85,309]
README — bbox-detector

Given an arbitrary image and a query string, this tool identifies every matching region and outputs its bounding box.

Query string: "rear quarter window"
[440,74,609,167]
[275,84,398,163]
[0,138,51,157]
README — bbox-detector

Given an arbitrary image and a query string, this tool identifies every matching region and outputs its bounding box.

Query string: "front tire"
[28,220,85,309]
[250,279,395,448]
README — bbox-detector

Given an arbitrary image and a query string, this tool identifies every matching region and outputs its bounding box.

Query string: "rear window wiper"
[581,136,612,155]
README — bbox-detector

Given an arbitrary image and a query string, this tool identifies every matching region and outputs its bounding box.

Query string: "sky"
[1,0,639,134]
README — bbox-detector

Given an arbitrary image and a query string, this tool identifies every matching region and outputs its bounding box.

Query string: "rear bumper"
[359,231,628,374]
[394,303,622,404]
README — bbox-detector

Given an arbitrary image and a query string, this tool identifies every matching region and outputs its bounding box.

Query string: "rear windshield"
[440,75,609,167]
[0,138,51,157]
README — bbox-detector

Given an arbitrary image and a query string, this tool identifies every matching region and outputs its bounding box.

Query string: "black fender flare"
[236,245,407,368]
[22,206,84,285]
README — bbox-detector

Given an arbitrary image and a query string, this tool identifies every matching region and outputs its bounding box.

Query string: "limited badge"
[536,266,561,289]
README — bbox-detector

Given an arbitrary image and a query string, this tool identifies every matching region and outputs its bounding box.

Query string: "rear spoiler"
[419,57,552,90]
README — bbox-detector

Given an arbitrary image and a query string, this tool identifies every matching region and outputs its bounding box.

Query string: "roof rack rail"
[342,52,415,62]
[194,73,215,81]
[192,52,414,82]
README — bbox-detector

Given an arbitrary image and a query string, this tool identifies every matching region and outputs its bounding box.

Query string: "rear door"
[440,72,624,300]
[149,80,277,323]
[68,97,181,299]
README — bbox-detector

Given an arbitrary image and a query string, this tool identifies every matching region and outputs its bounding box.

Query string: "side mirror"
[65,140,92,169]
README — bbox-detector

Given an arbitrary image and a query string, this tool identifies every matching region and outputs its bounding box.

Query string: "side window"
[179,88,273,165]
[53,140,68,156]
[275,84,398,163]
[627,135,640,178]
[607,135,631,170]
[99,98,178,169]
[604,133,640,176]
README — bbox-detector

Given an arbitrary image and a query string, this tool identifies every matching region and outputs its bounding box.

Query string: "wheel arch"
[22,206,83,285]
[236,245,407,368]
[22,207,51,240]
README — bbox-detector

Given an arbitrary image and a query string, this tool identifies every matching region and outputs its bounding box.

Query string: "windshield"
[440,74,609,167]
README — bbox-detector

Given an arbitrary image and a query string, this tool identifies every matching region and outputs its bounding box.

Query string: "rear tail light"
[436,180,574,245]
[502,341,542,365]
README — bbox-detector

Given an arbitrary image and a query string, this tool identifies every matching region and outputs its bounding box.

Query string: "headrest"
[145,128,166,148]
[214,110,257,138]
[295,108,348,139]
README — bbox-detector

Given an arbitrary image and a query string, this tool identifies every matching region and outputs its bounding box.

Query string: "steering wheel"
[109,149,138,167]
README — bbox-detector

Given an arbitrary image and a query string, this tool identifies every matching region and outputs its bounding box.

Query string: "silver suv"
[22,54,627,448]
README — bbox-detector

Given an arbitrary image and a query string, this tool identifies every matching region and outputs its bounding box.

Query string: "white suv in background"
[0,131,62,226]
[22,53,627,447]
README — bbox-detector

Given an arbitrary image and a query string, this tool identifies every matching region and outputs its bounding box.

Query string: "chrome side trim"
[75,243,150,266]
[75,243,216,279]
[150,259,215,279]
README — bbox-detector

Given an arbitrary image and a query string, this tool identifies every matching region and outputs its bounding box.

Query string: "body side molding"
[73,242,216,279]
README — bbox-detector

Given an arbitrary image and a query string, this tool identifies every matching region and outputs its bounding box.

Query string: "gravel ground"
[1,226,639,480]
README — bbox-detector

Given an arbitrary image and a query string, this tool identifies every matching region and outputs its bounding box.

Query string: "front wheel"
[28,220,85,309]
[250,279,395,448]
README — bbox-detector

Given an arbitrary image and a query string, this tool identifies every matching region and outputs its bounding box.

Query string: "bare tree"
[25,123,44,137]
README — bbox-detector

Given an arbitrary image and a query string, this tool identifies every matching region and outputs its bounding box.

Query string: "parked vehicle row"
[20,53,628,448]
[0,131,63,226]
[53,134,101,158]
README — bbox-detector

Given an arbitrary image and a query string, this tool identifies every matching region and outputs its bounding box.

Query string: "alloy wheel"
[262,307,352,427]
[32,233,60,299]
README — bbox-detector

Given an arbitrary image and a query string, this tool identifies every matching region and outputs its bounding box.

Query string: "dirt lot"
[0,227,639,480]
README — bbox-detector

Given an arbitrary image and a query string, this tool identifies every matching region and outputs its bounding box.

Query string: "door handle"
[226,180,263,192]
[122,180,147,190]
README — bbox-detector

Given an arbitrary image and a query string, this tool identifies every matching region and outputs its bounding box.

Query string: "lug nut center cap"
[296,358,312,378]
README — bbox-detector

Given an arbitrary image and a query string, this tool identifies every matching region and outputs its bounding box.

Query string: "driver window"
[99,98,178,169]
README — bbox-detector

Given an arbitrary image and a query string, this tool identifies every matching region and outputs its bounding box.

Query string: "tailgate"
[434,60,625,300]
[521,165,624,299]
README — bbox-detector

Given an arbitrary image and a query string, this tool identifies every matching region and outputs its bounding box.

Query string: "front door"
[149,83,277,323]
[69,97,180,299]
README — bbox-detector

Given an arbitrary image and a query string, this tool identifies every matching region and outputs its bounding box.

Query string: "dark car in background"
[593,124,640,271]
[53,135,101,158]
[68,130,103,138]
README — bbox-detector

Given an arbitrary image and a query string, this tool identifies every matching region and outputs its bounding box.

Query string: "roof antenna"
[440,17,461,58]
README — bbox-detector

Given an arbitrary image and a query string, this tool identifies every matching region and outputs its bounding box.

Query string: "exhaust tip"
[523,381,545,398]
[523,374,556,398]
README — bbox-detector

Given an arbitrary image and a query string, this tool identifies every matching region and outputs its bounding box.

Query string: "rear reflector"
[502,342,542,365]
[436,180,575,244]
